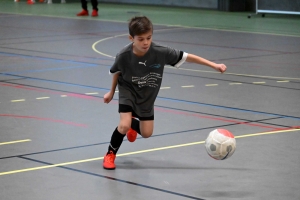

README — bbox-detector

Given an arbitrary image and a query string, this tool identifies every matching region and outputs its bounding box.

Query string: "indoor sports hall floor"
[0,1,300,200]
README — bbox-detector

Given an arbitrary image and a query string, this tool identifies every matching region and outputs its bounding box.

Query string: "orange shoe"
[126,128,137,142]
[103,151,116,170]
[91,9,98,17]
[76,10,89,16]
[27,0,34,4]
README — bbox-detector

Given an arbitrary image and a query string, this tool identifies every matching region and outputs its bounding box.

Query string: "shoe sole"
[103,166,115,170]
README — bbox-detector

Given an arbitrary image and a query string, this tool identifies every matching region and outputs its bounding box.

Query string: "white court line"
[11,99,25,102]
[36,97,50,100]
[181,85,194,88]
[85,92,99,95]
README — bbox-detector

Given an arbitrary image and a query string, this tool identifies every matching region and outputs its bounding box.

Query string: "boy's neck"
[132,43,151,57]
[133,49,146,57]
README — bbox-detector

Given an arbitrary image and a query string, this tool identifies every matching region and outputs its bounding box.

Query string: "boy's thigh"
[119,112,132,123]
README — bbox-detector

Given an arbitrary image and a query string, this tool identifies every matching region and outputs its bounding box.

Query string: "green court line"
[1,1,300,37]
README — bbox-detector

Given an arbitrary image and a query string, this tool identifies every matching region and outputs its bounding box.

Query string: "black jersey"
[110,42,187,117]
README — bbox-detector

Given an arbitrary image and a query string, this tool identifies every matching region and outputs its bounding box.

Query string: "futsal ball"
[205,129,236,160]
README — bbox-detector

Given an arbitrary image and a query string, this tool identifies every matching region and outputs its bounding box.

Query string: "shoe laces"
[106,151,115,163]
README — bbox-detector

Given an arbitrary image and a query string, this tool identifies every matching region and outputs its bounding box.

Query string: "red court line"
[0,83,287,130]
[0,83,101,101]
[0,83,62,95]
[155,107,283,131]
[0,114,87,127]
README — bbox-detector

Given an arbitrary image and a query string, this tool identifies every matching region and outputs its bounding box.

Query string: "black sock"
[131,118,141,135]
[108,127,125,154]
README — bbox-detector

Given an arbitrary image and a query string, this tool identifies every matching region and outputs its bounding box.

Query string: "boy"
[103,16,226,170]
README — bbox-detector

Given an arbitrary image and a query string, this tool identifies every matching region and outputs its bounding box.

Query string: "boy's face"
[129,31,152,56]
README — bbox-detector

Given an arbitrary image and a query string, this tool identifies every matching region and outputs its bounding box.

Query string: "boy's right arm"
[104,73,120,104]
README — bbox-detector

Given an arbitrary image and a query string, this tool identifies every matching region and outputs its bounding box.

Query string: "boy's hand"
[104,92,114,104]
[214,64,227,73]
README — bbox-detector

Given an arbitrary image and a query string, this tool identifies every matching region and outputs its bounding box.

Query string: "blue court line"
[157,96,300,120]
[0,50,114,61]
[19,156,205,200]
[4,64,110,74]
[0,73,109,90]
[0,51,114,65]
[0,51,112,74]
[2,72,300,121]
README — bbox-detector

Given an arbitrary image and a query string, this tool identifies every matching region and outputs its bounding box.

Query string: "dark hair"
[128,16,153,37]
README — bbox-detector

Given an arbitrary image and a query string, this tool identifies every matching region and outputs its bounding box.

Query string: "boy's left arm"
[186,54,226,73]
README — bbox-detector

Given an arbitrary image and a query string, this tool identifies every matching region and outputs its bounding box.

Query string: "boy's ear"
[129,35,134,41]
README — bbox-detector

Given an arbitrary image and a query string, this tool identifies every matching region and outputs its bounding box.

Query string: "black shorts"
[119,104,154,121]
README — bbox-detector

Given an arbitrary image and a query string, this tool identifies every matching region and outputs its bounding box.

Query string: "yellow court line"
[92,33,300,81]
[0,157,103,176]
[92,28,188,59]
[92,33,128,58]
[0,128,299,176]
[0,139,31,146]
[234,128,299,139]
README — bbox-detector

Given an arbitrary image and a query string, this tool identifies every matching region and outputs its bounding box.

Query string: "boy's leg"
[103,112,131,170]
[140,120,154,138]
[127,119,154,141]
[127,117,140,142]
[127,111,153,142]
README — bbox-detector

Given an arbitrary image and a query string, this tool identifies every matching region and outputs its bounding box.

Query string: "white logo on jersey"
[138,60,147,66]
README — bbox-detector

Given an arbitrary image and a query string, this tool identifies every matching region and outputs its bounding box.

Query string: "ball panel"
[217,129,235,138]
[205,129,236,160]
[210,144,217,151]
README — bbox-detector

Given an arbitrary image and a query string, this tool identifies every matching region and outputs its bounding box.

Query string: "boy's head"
[128,16,153,56]
[128,16,153,38]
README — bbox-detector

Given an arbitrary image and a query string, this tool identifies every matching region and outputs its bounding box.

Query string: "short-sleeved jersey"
[110,42,187,117]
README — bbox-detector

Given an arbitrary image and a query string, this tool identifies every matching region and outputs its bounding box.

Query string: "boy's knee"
[118,124,130,134]
[141,131,153,138]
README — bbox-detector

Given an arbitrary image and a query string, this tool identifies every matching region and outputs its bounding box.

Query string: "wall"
[245,0,256,11]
